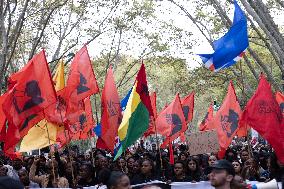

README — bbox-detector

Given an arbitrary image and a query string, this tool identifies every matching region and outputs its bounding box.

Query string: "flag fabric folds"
[101,67,122,152]
[157,94,186,148]
[199,103,214,131]
[240,75,284,163]
[20,61,66,152]
[210,81,242,158]
[3,50,57,128]
[181,92,194,124]
[115,64,153,159]
[144,92,157,137]
[198,0,248,71]
[66,45,99,104]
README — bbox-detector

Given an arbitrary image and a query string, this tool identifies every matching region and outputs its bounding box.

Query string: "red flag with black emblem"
[181,92,194,125]
[275,91,284,118]
[101,67,122,152]
[240,75,284,163]
[66,45,99,104]
[79,97,95,140]
[199,103,214,131]
[3,50,56,128]
[210,81,242,158]
[156,94,186,148]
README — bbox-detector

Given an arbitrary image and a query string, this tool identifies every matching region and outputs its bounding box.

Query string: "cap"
[0,176,24,189]
[211,159,235,176]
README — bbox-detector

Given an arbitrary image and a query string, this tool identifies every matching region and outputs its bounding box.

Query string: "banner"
[186,130,220,156]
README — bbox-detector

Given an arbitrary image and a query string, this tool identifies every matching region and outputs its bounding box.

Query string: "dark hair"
[107,171,127,189]
[187,156,202,181]
[98,168,111,185]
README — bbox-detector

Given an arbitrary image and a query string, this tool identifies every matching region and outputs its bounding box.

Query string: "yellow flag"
[20,61,65,152]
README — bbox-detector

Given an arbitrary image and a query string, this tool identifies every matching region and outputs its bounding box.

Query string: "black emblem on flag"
[221,109,239,137]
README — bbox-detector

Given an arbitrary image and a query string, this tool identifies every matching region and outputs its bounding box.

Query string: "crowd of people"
[0,137,284,189]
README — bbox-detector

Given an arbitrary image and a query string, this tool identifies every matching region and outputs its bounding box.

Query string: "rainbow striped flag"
[114,63,153,160]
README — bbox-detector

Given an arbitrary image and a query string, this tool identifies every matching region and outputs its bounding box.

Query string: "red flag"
[240,75,284,163]
[276,91,284,118]
[66,45,99,103]
[3,122,20,158]
[210,81,242,159]
[199,103,214,131]
[156,94,186,147]
[3,50,56,127]
[181,92,194,124]
[144,92,157,137]
[0,93,8,139]
[101,67,122,152]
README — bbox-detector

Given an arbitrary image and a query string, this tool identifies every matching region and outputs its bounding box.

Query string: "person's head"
[187,157,198,172]
[107,171,130,189]
[127,157,135,170]
[225,149,237,162]
[209,160,235,188]
[179,152,187,161]
[18,169,30,186]
[0,176,24,189]
[0,165,8,177]
[240,150,249,163]
[97,168,111,185]
[79,163,93,180]
[174,161,185,177]
[231,175,247,189]
[141,159,154,176]
[151,144,157,151]
[118,158,126,169]
[133,160,141,174]
[12,158,23,170]
[232,160,242,175]
[98,155,108,169]
[208,155,217,167]
[65,161,78,178]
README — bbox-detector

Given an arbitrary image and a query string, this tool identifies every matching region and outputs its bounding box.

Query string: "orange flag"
[210,81,242,158]
[199,103,214,131]
[156,94,186,148]
[66,45,99,104]
[101,67,122,152]
[3,50,56,128]
[276,91,284,118]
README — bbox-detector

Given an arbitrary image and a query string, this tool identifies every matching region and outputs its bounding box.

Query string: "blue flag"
[199,0,248,71]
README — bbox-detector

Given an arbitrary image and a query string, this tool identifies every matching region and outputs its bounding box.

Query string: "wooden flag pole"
[43,121,56,184]
[64,130,76,187]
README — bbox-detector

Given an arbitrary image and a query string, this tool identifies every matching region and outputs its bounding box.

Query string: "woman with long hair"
[186,157,203,182]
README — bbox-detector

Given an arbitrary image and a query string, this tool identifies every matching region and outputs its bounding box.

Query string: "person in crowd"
[186,156,203,182]
[126,157,135,178]
[18,169,40,188]
[241,158,268,182]
[131,159,159,185]
[29,158,69,188]
[117,158,127,173]
[231,175,247,189]
[232,160,242,176]
[171,161,191,182]
[225,149,237,162]
[107,171,131,189]
[0,164,8,177]
[77,162,96,187]
[267,152,284,182]
[209,159,235,189]
[10,158,26,180]
[178,152,188,163]
[0,176,24,189]
[203,154,218,180]
[240,150,250,165]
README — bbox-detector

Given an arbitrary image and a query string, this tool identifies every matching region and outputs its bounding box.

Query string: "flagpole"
[43,121,56,184]
[64,130,76,187]
[240,60,253,158]
[58,108,76,187]
[153,119,164,178]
